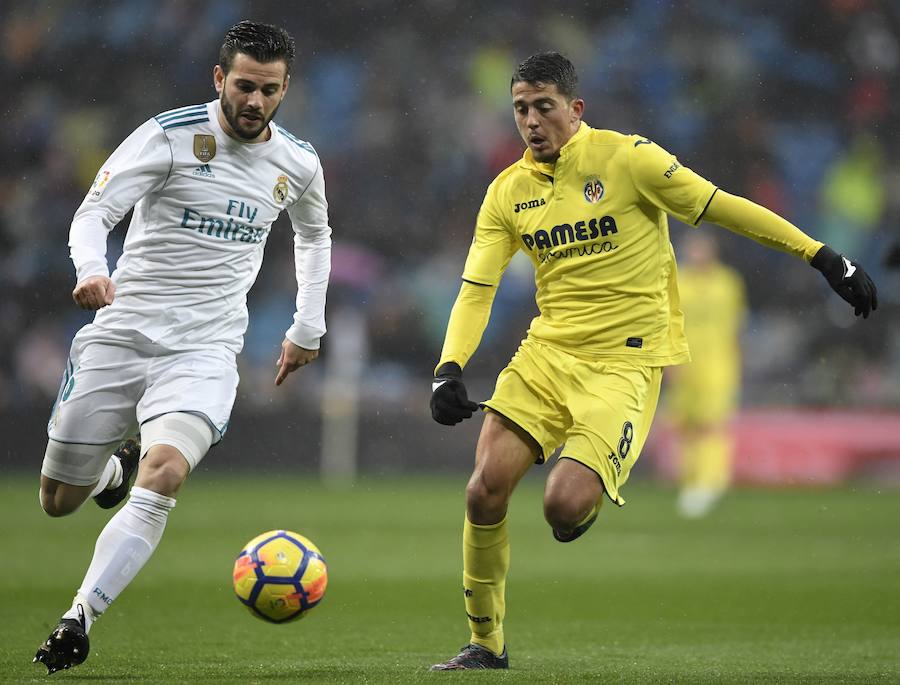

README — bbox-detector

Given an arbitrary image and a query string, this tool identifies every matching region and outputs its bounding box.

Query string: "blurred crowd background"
[2,0,898,474]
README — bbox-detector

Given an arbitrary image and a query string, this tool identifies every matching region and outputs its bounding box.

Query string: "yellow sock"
[682,429,732,491]
[462,516,509,656]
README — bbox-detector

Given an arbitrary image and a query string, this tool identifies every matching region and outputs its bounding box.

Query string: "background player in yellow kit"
[427,52,877,671]
[666,232,746,518]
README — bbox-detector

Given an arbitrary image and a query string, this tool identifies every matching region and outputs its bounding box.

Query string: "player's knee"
[137,462,187,496]
[136,413,212,496]
[543,491,592,533]
[465,472,490,508]
[136,447,190,497]
[465,471,510,519]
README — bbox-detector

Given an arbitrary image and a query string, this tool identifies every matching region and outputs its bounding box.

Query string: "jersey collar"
[518,121,590,176]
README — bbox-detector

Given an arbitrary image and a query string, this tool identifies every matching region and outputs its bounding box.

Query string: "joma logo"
[466,612,492,623]
[514,198,546,213]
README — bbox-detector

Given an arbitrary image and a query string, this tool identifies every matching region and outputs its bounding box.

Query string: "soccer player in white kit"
[34,21,331,674]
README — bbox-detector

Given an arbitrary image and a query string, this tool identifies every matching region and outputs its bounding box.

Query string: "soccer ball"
[232,530,328,623]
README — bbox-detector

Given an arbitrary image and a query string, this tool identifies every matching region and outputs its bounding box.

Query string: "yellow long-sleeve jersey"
[438,122,822,372]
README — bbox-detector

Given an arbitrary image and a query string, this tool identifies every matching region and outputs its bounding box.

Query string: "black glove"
[811,245,878,318]
[430,362,478,425]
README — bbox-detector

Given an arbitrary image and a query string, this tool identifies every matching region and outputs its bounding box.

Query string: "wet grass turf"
[3,475,899,683]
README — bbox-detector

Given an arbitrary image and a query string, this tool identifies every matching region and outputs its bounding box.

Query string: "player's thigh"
[481,338,571,465]
[563,362,663,506]
[47,330,146,446]
[466,412,539,522]
[473,411,541,483]
[41,438,122,488]
[138,412,215,489]
[137,348,238,468]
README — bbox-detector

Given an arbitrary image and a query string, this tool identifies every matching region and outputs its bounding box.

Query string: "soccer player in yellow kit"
[428,52,877,671]
[666,233,746,518]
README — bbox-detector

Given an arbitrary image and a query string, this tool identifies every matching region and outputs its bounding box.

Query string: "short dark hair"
[511,52,578,100]
[219,20,296,76]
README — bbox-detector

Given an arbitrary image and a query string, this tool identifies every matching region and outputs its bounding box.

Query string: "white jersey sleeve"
[69,119,173,283]
[285,158,331,349]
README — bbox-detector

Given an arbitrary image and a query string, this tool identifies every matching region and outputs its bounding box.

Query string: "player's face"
[512,81,584,163]
[214,53,290,143]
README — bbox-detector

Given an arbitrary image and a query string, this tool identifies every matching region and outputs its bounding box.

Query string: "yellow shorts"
[482,338,662,505]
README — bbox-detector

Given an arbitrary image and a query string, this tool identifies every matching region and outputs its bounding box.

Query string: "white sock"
[71,486,176,629]
[87,456,124,499]
[62,594,98,632]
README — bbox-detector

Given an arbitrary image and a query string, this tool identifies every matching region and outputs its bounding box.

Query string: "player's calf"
[40,439,125,516]
[39,479,95,517]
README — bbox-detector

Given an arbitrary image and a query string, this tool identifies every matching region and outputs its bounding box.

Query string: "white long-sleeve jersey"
[70,99,331,354]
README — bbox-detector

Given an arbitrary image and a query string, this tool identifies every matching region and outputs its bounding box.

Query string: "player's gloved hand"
[430,362,479,425]
[811,245,878,318]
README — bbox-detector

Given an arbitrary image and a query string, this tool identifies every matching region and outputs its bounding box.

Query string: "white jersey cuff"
[285,324,322,350]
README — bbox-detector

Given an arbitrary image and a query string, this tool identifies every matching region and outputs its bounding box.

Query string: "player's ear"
[213,65,225,95]
[570,98,584,122]
[281,73,290,97]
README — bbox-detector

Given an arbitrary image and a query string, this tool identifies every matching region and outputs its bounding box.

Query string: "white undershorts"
[41,411,215,486]
[139,412,214,471]
[48,324,238,448]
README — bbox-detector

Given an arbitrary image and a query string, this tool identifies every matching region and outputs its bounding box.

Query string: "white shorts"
[48,324,238,448]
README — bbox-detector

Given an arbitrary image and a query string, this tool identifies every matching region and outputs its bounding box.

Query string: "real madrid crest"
[583,176,604,204]
[193,134,216,163]
[273,174,289,203]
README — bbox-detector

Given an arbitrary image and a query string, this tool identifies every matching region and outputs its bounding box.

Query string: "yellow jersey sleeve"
[703,190,823,261]
[628,139,717,225]
[461,181,519,286]
[435,281,497,373]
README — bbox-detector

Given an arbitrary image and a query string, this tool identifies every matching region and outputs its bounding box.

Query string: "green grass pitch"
[3,474,899,683]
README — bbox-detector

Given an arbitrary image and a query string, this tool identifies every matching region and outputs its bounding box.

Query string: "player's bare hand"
[72,276,116,310]
[275,338,318,386]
